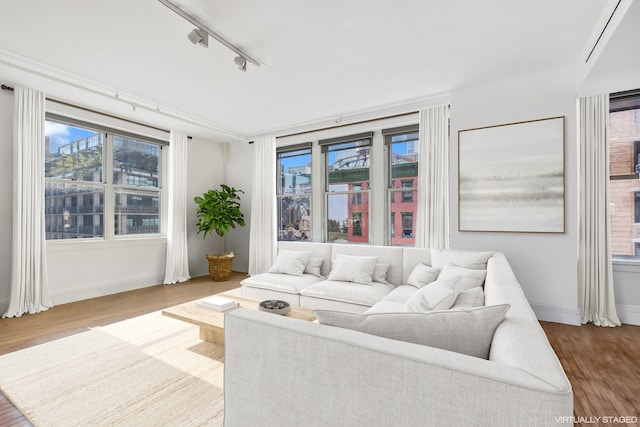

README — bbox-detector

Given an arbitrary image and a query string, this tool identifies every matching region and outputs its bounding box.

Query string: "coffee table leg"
[200,326,225,346]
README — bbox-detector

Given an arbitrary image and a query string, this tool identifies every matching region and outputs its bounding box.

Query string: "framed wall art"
[458,116,565,233]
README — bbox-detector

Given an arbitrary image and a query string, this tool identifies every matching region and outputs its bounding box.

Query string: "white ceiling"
[0,0,614,140]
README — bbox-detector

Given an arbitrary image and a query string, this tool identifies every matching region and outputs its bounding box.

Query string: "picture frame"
[458,116,565,233]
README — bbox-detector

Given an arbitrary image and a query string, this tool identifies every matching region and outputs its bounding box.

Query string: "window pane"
[389,134,418,246]
[113,136,160,188]
[277,148,312,240]
[45,121,103,182]
[45,182,104,239]
[277,150,311,196]
[326,193,368,243]
[114,189,160,235]
[327,140,370,192]
[277,196,311,241]
[390,133,419,179]
[609,95,640,259]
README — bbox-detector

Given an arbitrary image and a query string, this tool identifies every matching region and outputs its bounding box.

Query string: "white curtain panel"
[163,130,191,284]
[415,104,450,249]
[248,136,277,275]
[4,85,53,318]
[578,94,620,327]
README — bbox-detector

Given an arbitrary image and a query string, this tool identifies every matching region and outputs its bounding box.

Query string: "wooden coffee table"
[162,292,315,346]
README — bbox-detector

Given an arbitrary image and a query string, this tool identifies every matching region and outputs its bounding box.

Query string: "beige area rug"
[0,312,225,426]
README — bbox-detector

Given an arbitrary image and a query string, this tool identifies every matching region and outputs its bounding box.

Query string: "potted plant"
[194,184,245,281]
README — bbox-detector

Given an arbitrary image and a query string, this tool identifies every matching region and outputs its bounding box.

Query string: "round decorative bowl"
[258,299,291,315]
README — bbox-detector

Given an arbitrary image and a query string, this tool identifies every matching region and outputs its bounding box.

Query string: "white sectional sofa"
[226,242,573,426]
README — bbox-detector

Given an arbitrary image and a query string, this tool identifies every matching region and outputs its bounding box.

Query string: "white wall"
[224,141,254,273]
[46,239,167,303]
[187,138,227,277]
[450,66,581,325]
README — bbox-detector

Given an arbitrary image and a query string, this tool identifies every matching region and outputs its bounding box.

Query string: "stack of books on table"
[196,296,239,312]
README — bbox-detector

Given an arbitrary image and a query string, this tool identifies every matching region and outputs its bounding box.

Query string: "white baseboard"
[616,304,640,326]
[49,275,163,306]
[531,304,582,326]
[531,303,640,326]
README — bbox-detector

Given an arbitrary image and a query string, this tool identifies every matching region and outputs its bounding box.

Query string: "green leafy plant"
[194,184,245,256]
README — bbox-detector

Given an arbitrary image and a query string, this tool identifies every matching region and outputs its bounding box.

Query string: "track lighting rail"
[158,0,260,69]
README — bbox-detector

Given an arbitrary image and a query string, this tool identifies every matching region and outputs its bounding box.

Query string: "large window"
[384,126,419,246]
[321,132,372,243]
[45,116,163,240]
[277,144,312,241]
[609,90,640,259]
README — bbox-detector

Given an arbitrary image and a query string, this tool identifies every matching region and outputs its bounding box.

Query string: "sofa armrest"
[224,309,572,427]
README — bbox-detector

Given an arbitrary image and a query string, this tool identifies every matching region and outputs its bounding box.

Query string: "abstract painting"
[458,116,565,233]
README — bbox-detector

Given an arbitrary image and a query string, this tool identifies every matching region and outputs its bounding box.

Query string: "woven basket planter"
[206,253,234,281]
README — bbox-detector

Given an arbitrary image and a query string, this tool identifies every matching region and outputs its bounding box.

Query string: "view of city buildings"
[609,105,640,257]
[277,155,312,241]
[277,132,418,245]
[44,123,161,240]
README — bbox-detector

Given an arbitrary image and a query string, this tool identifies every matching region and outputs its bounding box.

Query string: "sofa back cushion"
[278,242,332,277]
[331,245,403,286]
[314,304,510,359]
[431,248,494,270]
[401,248,432,285]
[268,250,313,276]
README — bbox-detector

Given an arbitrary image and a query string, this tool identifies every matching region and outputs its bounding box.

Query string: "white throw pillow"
[327,254,378,285]
[304,257,324,277]
[431,248,494,270]
[439,263,487,291]
[406,263,440,288]
[268,250,313,276]
[405,280,458,311]
[452,287,485,308]
[372,262,391,284]
[314,304,511,359]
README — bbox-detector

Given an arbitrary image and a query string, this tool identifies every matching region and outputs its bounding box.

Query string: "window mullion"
[104,133,115,240]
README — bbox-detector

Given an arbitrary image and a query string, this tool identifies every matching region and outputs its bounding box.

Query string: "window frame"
[609,90,640,262]
[276,143,313,241]
[384,125,419,246]
[320,132,373,243]
[44,114,165,241]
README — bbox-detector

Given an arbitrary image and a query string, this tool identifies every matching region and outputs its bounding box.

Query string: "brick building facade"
[609,109,640,256]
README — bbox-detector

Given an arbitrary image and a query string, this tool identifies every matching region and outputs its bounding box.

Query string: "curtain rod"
[1,84,192,139]
[276,111,419,140]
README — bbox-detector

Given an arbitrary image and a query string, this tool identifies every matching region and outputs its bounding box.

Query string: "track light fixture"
[234,56,247,72]
[158,0,260,71]
[187,28,208,48]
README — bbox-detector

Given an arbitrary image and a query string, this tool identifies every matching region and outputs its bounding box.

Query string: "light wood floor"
[1,274,639,427]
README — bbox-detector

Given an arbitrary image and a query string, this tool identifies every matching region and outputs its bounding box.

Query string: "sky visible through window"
[45,121,96,154]
[278,142,411,172]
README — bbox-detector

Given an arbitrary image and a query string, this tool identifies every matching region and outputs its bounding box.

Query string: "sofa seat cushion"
[381,285,417,303]
[241,273,324,294]
[300,280,395,306]
[364,301,407,314]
